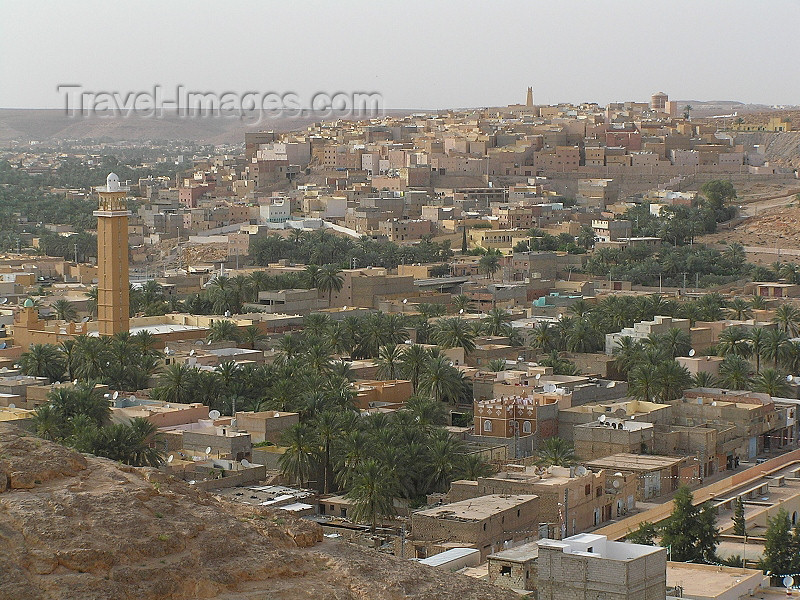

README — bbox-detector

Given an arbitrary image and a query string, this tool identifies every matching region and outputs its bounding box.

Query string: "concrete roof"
[415,494,538,521]
[585,453,685,472]
[488,540,539,562]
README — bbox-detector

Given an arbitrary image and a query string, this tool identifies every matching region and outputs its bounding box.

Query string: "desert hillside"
[0,424,517,600]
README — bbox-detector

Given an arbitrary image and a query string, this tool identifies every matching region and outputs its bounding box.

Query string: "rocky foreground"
[0,424,515,600]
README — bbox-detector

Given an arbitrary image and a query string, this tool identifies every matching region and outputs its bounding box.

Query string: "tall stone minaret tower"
[94,173,130,336]
[526,87,534,107]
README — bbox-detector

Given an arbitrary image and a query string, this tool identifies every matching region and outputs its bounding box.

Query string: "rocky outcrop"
[0,425,517,600]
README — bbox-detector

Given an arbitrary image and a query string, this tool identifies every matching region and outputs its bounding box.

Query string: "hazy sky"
[2,0,799,109]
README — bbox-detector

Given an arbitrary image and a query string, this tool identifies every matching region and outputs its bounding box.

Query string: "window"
[585,484,591,496]
[500,566,512,576]
[522,421,531,434]
[597,487,602,498]
[517,509,520,517]
[483,523,487,531]
[484,420,492,432]
[341,508,347,518]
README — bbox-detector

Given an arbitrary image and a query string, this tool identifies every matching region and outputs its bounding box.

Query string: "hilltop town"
[2,91,800,600]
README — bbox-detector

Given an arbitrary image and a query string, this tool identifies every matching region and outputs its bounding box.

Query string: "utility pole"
[74,242,78,265]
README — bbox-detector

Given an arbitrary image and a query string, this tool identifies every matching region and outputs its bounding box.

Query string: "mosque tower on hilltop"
[94,172,130,336]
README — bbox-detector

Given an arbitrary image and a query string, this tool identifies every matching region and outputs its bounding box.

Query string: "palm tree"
[399,344,429,393]
[658,327,693,358]
[432,317,477,355]
[530,321,555,353]
[52,299,78,322]
[152,363,195,404]
[317,264,344,304]
[486,358,507,372]
[692,371,718,388]
[457,454,493,480]
[303,264,321,288]
[313,411,343,494]
[207,319,241,343]
[773,304,800,337]
[727,297,752,321]
[566,318,602,354]
[19,343,65,382]
[749,295,767,310]
[86,286,98,319]
[426,432,464,493]
[452,294,472,314]
[717,326,752,358]
[719,356,753,390]
[653,360,692,402]
[748,327,767,373]
[376,344,404,380]
[779,263,800,284]
[612,336,644,377]
[238,324,263,350]
[483,308,512,336]
[278,424,319,487]
[479,250,501,280]
[126,417,166,466]
[73,335,111,381]
[419,355,463,403]
[629,363,658,401]
[404,395,448,428]
[751,368,790,397]
[536,437,578,467]
[303,313,332,339]
[762,328,790,368]
[345,458,398,534]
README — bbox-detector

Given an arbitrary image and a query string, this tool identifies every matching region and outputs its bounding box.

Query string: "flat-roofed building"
[407,494,540,560]
[585,453,689,500]
[537,534,666,600]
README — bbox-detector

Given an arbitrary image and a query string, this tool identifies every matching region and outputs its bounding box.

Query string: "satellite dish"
[343,306,348,310]
[576,466,587,476]
[599,414,607,423]
[544,383,556,393]
[787,374,794,382]
[783,576,795,588]
[612,479,621,489]
[164,346,170,354]
[8,403,15,409]
[241,459,251,467]
[0,342,6,350]
[81,316,90,323]
[402,298,408,304]
[72,379,78,385]
[167,455,174,463]
[189,349,195,356]
[459,308,464,314]
[112,391,119,400]
[0,298,7,304]
[130,395,137,402]
[195,340,203,346]
[209,409,221,419]
[535,373,541,380]
[224,310,231,317]
[688,348,696,357]
[205,447,212,455]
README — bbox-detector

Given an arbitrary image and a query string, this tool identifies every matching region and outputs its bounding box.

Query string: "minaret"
[526,87,534,107]
[94,172,130,336]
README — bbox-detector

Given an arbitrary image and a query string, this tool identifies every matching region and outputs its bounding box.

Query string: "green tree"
[732,496,746,536]
[751,368,791,397]
[207,319,241,343]
[479,250,501,280]
[626,521,659,546]
[719,355,753,390]
[419,354,464,403]
[660,486,719,563]
[317,264,344,304]
[399,344,429,393]
[52,299,79,322]
[535,437,578,467]
[375,344,404,380]
[432,317,477,355]
[726,297,752,321]
[241,324,265,350]
[19,343,65,382]
[345,458,398,534]
[278,424,319,487]
[762,509,795,581]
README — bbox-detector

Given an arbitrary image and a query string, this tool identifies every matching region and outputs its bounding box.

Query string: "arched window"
[522,421,532,434]
[484,420,492,432]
